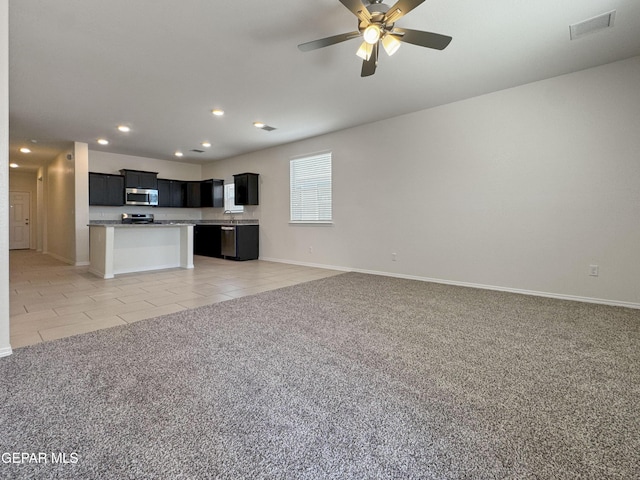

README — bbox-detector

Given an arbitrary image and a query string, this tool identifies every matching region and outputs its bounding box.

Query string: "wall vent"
[570,10,616,40]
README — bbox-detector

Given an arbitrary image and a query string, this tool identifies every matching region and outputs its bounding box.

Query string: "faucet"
[223,210,235,222]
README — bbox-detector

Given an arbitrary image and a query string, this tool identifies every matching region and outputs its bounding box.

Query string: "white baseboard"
[259,257,640,309]
[39,252,89,267]
[46,251,75,265]
[0,346,13,358]
[260,257,351,272]
[87,267,111,279]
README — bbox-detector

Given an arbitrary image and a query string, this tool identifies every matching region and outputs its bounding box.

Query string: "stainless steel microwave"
[125,188,158,206]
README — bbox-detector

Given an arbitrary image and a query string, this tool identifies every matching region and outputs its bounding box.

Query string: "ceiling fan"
[298,0,452,77]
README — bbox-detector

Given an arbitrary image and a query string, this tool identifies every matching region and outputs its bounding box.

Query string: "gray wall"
[44,149,77,265]
[202,56,640,306]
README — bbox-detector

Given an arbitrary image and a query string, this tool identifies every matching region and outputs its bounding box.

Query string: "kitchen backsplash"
[89,205,259,222]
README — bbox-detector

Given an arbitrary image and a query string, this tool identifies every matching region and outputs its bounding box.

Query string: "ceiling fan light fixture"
[363,24,381,44]
[298,0,452,77]
[356,41,373,61]
[382,34,401,56]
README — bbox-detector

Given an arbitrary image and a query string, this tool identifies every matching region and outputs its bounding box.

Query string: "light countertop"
[88,223,193,227]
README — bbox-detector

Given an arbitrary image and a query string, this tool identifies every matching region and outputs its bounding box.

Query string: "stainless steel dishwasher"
[220,225,236,258]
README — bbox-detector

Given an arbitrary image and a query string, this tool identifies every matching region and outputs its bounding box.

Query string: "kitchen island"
[88,223,194,279]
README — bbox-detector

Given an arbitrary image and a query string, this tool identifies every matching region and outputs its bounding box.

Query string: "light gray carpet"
[1,272,639,479]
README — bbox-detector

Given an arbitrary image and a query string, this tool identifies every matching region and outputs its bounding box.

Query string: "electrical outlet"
[392,252,397,262]
[589,265,599,276]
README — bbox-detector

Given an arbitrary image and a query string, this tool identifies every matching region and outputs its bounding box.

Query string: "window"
[290,152,332,223]
[224,183,244,213]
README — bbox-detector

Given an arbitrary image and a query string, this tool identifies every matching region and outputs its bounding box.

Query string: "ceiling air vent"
[261,125,277,132]
[570,10,616,40]
[190,149,205,153]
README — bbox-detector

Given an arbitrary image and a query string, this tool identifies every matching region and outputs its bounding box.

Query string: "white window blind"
[290,152,332,223]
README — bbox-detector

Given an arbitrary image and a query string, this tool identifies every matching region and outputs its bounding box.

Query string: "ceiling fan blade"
[361,43,378,77]
[339,0,372,23]
[384,0,427,24]
[392,27,452,50]
[298,31,361,52]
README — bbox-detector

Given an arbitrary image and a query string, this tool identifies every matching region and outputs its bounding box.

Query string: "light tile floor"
[10,250,342,348]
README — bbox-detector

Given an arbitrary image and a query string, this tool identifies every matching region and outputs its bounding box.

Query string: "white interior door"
[9,191,31,250]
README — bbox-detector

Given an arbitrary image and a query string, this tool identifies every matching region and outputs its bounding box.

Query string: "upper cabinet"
[184,181,202,208]
[201,179,224,208]
[233,173,259,205]
[90,169,224,208]
[157,179,185,208]
[89,172,124,206]
[156,179,223,208]
[120,169,158,189]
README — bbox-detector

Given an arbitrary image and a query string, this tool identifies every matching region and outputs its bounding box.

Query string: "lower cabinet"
[225,225,259,261]
[194,224,258,261]
[194,225,223,258]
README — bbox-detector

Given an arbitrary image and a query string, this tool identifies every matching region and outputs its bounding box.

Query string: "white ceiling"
[8,0,640,170]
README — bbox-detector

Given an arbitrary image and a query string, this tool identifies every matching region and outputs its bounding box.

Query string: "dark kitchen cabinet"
[157,179,185,207]
[233,173,259,205]
[184,182,202,208]
[157,178,224,208]
[120,169,158,189]
[201,179,224,208]
[223,225,259,261]
[89,172,124,206]
[194,225,223,258]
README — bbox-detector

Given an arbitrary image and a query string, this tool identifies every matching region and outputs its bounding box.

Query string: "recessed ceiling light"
[117,125,131,133]
[97,138,109,145]
[201,142,211,148]
[20,147,31,153]
[253,121,265,129]
[212,109,224,116]
[174,151,184,157]
[9,163,19,168]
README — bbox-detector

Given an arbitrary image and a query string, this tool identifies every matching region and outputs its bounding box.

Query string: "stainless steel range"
[121,213,156,224]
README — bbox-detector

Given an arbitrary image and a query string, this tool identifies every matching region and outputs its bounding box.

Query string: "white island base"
[89,224,194,279]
